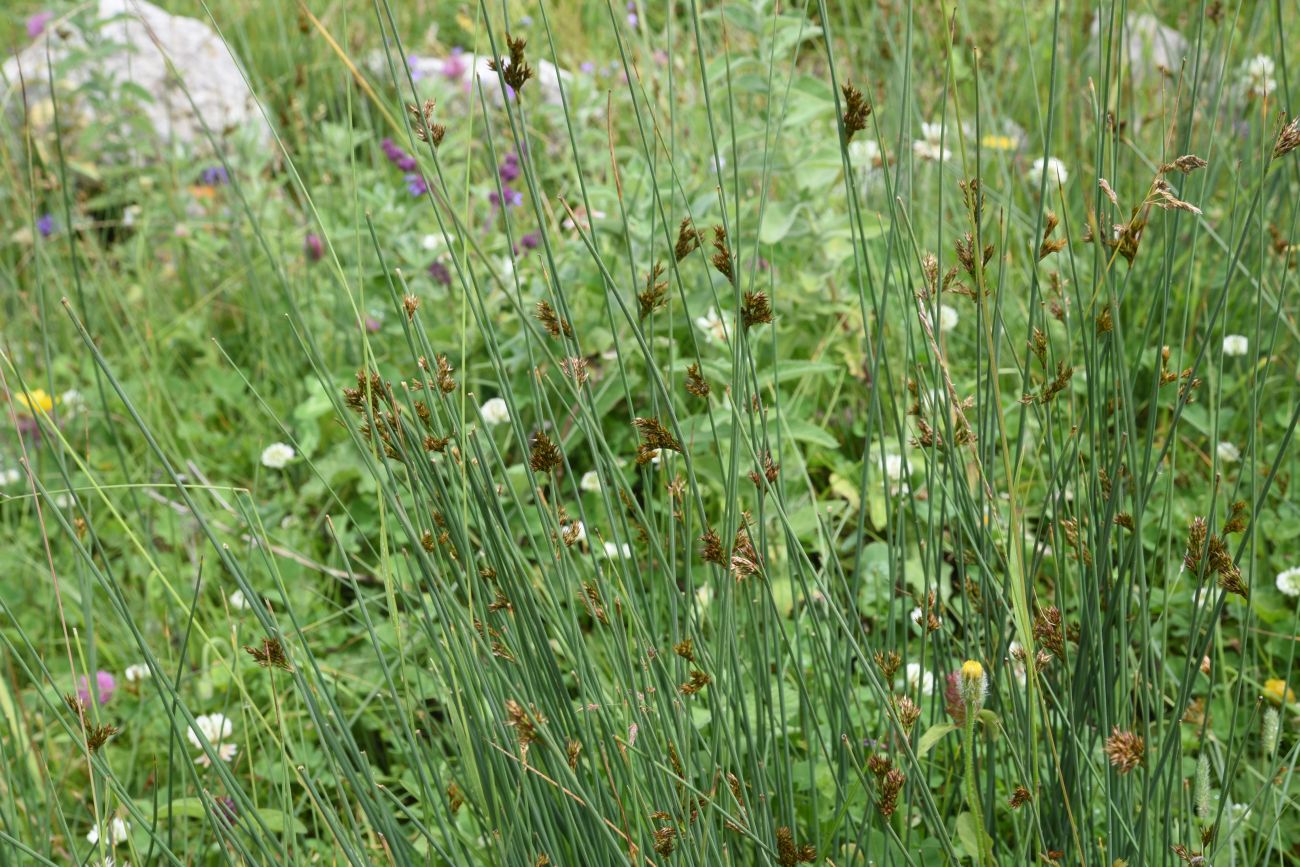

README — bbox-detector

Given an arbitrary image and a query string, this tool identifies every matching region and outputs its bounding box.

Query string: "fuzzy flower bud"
[959,660,988,715]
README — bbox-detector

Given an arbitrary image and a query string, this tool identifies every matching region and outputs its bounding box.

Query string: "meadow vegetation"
[2,0,1299,864]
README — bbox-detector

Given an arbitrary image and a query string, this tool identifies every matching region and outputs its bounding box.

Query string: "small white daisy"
[479,398,510,426]
[86,817,129,846]
[1027,156,1069,188]
[187,713,237,766]
[1216,441,1241,463]
[938,304,959,332]
[260,442,295,469]
[124,663,150,683]
[604,541,632,559]
[1276,566,1300,597]
[580,470,602,492]
[1222,334,1249,357]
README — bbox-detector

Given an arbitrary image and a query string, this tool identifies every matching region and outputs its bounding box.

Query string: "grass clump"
[2,0,1299,864]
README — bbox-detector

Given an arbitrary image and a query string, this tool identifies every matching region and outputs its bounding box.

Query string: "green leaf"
[759,203,802,244]
[141,798,307,834]
[917,723,958,756]
[954,811,986,861]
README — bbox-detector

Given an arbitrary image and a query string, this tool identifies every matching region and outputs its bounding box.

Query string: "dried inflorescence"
[504,699,546,749]
[560,356,590,386]
[487,35,534,93]
[729,525,761,580]
[1104,727,1145,774]
[675,217,702,262]
[894,695,921,733]
[1034,606,1065,659]
[407,99,445,146]
[633,417,683,465]
[679,669,711,695]
[874,650,901,681]
[534,299,573,339]
[1273,116,1300,159]
[529,431,563,474]
[840,80,872,141]
[1039,211,1067,260]
[700,528,725,564]
[1009,786,1032,809]
[245,637,293,671]
[638,262,668,320]
[775,827,816,866]
[877,768,905,817]
[685,362,710,397]
[710,226,734,281]
[741,291,773,329]
[749,450,780,489]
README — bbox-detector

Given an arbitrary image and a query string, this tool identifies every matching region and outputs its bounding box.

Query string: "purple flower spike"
[27,11,54,39]
[428,260,451,286]
[77,670,116,706]
[36,214,55,238]
[521,232,541,250]
[304,233,323,262]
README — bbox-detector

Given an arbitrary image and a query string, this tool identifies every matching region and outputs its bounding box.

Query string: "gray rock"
[1090,13,1190,87]
[2,0,272,155]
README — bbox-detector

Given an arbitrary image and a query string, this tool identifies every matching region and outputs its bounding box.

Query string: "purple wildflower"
[580,61,596,74]
[407,55,425,82]
[404,174,428,197]
[215,795,238,827]
[428,260,451,286]
[36,214,55,238]
[381,138,418,172]
[365,315,382,333]
[443,47,468,81]
[627,12,638,27]
[489,187,523,209]
[27,11,54,39]
[199,166,229,186]
[77,670,116,707]
[521,232,541,250]
[499,152,521,184]
[521,15,533,25]
[304,233,323,262]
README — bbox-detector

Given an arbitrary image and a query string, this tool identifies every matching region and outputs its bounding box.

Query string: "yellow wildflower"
[13,389,54,415]
[1263,678,1295,705]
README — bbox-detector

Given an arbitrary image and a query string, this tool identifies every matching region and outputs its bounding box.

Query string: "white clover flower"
[420,233,443,251]
[228,589,249,611]
[124,663,150,683]
[60,389,86,413]
[939,304,959,332]
[260,442,295,469]
[579,470,602,492]
[187,713,237,766]
[1,467,21,486]
[1027,156,1069,188]
[904,662,936,696]
[710,153,727,174]
[694,307,729,343]
[86,817,129,846]
[479,398,510,426]
[1216,441,1241,463]
[912,122,951,162]
[881,453,904,482]
[1241,54,1277,98]
[603,541,632,559]
[1222,334,1249,357]
[848,138,883,173]
[1276,566,1300,597]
